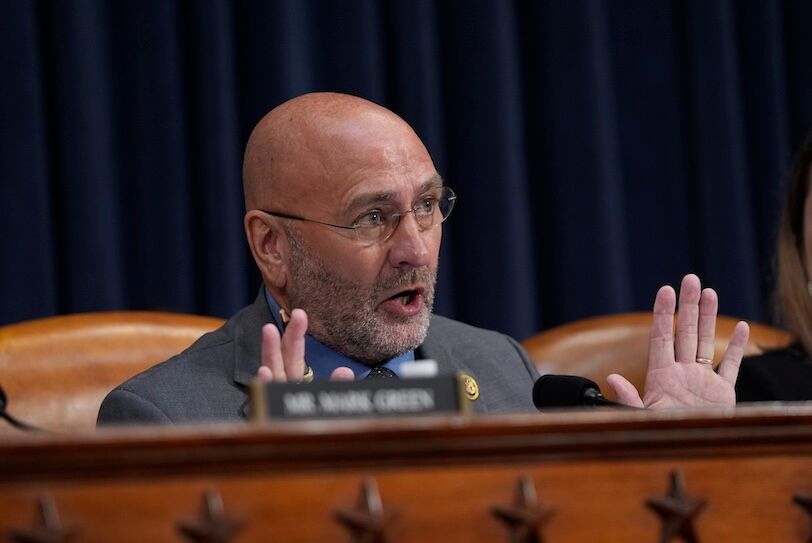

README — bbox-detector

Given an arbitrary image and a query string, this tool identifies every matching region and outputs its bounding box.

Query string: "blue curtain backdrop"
[2,0,811,343]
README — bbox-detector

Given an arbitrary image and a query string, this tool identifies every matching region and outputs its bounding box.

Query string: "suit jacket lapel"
[232,288,276,418]
[417,315,491,412]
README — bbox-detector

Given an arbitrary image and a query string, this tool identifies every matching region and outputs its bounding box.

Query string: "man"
[98,93,749,424]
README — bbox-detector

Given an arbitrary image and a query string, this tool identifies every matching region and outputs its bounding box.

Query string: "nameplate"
[250,375,470,420]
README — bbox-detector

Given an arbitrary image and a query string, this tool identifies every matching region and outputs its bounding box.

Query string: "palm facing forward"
[607,274,750,409]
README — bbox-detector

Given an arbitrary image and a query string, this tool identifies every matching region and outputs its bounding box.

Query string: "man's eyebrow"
[343,174,444,214]
[345,191,395,214]
[417,174,445,193]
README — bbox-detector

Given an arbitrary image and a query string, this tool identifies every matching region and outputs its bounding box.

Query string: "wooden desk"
[2,406,812,542]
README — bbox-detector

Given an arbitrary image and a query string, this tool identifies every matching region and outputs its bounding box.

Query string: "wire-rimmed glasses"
[257,186,457,245]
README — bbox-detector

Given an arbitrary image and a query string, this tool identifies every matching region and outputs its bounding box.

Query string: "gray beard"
[284,228,436,365]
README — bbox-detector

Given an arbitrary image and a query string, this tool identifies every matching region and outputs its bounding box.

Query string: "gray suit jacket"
[97,291,539,425]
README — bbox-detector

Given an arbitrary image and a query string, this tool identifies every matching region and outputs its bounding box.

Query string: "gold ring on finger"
[695,357,713,365]
[298,365,314,383]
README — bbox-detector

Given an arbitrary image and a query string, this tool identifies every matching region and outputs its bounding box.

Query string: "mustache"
[374,267,436,296]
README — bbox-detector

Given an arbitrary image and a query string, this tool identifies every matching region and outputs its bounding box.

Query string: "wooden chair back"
[0,312,224,434]
[522,312,793,400]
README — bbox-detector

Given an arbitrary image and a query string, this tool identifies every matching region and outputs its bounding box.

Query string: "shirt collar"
[263,288,414,379]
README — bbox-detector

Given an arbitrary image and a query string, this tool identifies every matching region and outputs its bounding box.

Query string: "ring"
[695,357,713,365]
[298,365,314,383]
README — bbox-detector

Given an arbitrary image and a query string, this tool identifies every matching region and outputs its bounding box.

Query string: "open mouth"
[388,289,421,306]
[379,283,427,317]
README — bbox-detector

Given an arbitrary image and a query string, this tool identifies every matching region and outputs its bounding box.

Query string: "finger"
[674,274,701,364]
[717,321,750,386]
[606,374,644,408]
[257,365,273,383]
[696,287,718,364]
[280,308,308,381]
[261,323,285,382]
[330,366,356,381]
[648,284,677,371]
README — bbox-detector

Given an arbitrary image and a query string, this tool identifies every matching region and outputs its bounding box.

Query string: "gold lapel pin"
[460,373,480,401]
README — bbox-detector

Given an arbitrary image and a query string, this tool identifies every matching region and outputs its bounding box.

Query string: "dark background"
[2,0,811,342]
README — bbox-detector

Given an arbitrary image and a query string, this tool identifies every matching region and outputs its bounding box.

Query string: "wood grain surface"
[2,406,812,542]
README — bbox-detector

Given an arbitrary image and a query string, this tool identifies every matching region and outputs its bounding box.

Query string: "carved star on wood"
[491,475,555,543]
[792,493,812,543]
[335,478,396,543]
[645,470,707,543]
[177,490,244,543]
[9,494,78,543]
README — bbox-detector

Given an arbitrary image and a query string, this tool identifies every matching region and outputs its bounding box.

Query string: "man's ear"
[244,210,287,288]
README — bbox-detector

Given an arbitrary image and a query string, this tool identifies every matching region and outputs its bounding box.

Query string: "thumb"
[330,366,355,381]
[606,373,645,408]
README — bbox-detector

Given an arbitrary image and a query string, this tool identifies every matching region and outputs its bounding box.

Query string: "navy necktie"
[365,366,398,379]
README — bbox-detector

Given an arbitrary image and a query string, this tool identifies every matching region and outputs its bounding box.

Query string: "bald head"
[242,92,432,211]
[242,93,443,362]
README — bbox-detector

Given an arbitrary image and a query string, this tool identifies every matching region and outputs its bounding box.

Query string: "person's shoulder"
[742,343,808,368]
[426,314,530,358]
[117,295,266,389]
[428,314,516,342]
[97,301,263,425]
[97,333,243,425]
[424,315,538,413]
[126,329,235,386]
[424,314,534,373]
[737,343,812,402]
[100,325,237,408]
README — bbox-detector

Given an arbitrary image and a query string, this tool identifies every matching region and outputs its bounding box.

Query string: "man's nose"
[386,212,431,269]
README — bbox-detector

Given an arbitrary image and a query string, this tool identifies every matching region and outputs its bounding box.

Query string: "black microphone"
[365,366,399,379]
[532,374,632,409]
[0,385,42,431]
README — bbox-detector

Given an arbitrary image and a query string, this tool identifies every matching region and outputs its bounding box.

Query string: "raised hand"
[607,274,750,409]
[256,308,355,382]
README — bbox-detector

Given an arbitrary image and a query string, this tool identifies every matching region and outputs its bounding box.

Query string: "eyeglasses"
[258,186,457,245]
